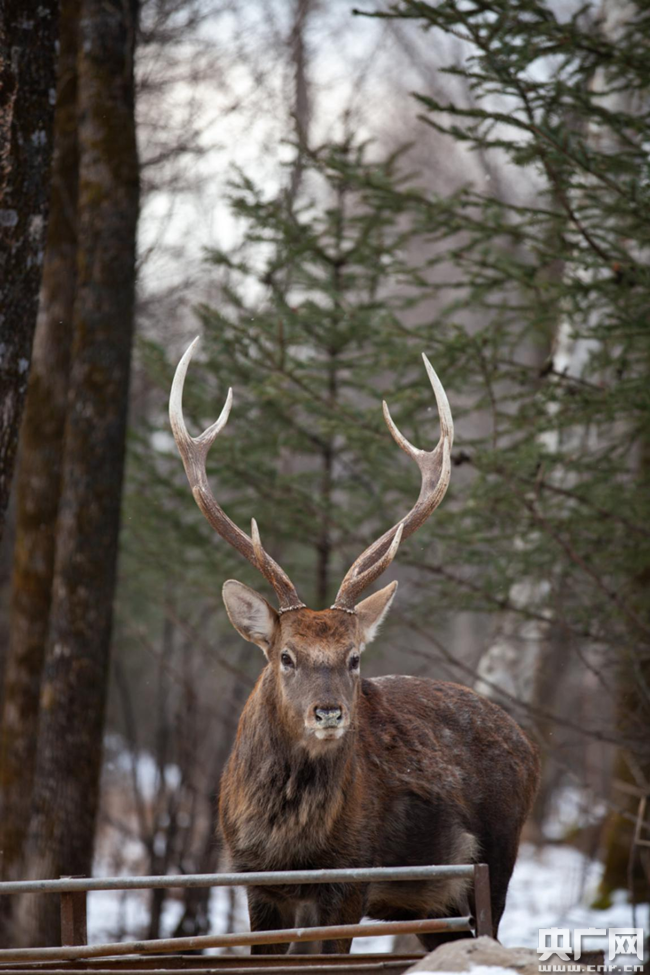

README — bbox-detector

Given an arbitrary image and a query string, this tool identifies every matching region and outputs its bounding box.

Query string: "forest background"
[0,0,648,953]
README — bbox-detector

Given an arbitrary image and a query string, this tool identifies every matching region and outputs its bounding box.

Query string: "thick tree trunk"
[0,0,60,541]
[14,0,139,947]
[0,0,80,915]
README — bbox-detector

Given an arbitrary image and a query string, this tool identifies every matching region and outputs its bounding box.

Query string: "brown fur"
[219,607,540,955]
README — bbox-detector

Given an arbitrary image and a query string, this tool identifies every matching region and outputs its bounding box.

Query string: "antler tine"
[332,354,453,613]
[169,338,305,613]
[331,525,404,615]
[170,337,233,469]
[422,353,454,447]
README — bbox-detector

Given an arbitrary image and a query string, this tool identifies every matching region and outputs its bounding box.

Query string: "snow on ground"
[88,885,395,954]
[501,842,647,951]
[87,841,648,956]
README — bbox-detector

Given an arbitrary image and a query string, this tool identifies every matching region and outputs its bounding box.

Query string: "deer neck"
[224,671,360,865]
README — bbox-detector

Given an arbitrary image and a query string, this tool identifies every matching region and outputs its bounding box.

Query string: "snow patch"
[103,734,181,799]
[150,430,176,453]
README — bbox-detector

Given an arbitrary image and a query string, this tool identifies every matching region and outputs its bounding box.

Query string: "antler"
[331,354,454,613]
[169,337,305,613]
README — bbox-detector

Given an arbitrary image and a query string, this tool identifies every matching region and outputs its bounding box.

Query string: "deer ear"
[356,581,398,646]
[222,580,278,655]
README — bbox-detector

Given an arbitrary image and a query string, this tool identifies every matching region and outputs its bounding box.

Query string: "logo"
[537,927,644,971]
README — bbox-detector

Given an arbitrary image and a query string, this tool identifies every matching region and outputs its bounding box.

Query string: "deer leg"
[287,903,320,955]
[415,892,474,953]
[318,884,366,954]
[247,889,293,955]
[477,830,520,938]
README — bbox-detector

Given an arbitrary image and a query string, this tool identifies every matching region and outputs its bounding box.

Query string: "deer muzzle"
[308,704,348,740]
[314,706,343,727]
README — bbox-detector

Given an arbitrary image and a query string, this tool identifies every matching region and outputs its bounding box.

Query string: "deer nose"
[314,706,343,727]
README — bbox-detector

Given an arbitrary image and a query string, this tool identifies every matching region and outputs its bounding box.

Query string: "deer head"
[169,338,453,752]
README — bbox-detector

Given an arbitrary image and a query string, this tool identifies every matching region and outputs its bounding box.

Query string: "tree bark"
[0,0,60,542]
[0,0,80,914]
[15,0,140,947]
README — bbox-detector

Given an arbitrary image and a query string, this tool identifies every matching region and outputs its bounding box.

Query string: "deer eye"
[281,651,295,670]
[348,653,360,672]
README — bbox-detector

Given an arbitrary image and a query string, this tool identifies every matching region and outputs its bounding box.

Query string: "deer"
[169,338,540,955]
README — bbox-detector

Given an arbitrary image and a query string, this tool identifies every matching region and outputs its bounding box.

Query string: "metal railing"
[0,863,492,968]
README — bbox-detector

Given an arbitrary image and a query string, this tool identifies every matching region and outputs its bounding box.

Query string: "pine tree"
[128,143,448,622]
[352,0,650,899]
[127,0,650,904]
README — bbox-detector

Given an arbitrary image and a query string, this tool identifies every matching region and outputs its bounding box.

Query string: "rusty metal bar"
[472,863,492,938]
[59,882,87,948]
[0,917,473,963]
[0,957,422,972]
[3,955,412,975]
[0,955,421,970]
[0,865,473,897]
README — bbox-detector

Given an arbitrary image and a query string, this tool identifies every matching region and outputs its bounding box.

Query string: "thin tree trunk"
[15,0,139,947]
[286,0,312,206]
[316,349,336,609]
[592,1,650,901]
[0,0,60,541]
[146,599,175,940]
[0,0,80,918]
[172,656,249,939]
